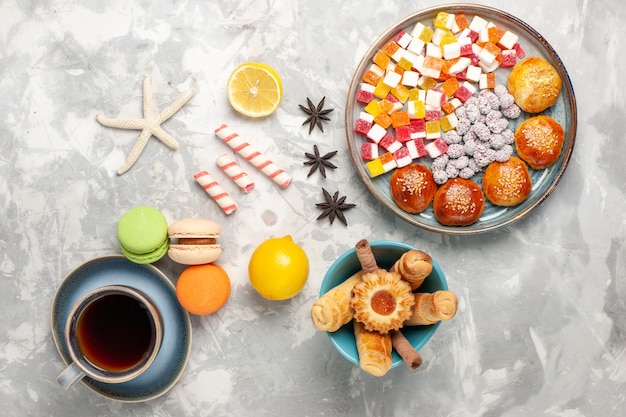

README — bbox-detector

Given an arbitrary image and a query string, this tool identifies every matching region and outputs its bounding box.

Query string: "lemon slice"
[227,62,283,117]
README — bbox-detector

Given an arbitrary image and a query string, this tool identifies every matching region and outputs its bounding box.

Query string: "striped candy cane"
[216,153,255,193]
[214,124,292,189]
[193,170,237,215]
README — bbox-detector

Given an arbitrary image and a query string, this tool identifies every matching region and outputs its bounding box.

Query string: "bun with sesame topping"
[482,156,532,206]
[507,57,562,113]
[514,115,565,169]
[390,164,437,214]
[433,178,485,226]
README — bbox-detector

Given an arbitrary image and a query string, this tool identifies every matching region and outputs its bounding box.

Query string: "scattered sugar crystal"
[485,109,503,124]
[465,104,481,123]
[454,155,470,169]
[477,95,493,114]
[463,137,477,156]
[459,167,475,179]
[433,169,448,184]
[474,145,496,167]
[468,157,481,173]
[445,163,459,178]
[489,133,505,149]
[502,129,515,144]
[498,92,515,109]
[455,117,472,135]
[495,145,513,162]
[501,103,521,119]
[493,84,508,97]
[443,129,463,144]
[472,121,491,141]
[488,118,509,134]
[447,143,465,158]
[431,154,449,171]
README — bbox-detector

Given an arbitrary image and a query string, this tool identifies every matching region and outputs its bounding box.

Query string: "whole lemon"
[248,235,309,300]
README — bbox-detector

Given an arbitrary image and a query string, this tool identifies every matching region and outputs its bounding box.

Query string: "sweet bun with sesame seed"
[514,115,565,170]
[507,56,562,113]
[482,156,532,206]
[433,178,485,226]
[390,164,437,214]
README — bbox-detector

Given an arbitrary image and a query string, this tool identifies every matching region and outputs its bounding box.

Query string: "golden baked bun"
[390,164,437,214]
[515,115,565,169]
[507,57,562,113]
[482,156,532,206]
[433,178,485,226]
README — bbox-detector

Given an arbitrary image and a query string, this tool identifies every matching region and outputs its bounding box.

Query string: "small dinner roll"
[515,115,565,169]
[507,57,562,113]
[433,178,485,226]
[482,156,532,206]
[390,164,437,214]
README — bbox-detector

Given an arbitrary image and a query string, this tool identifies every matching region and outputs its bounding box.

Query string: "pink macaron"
[167,218,222,265]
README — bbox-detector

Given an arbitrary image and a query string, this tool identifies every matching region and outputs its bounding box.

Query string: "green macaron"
[117,206,169,264]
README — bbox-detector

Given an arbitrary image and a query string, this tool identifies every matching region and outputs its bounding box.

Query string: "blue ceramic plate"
[345,4,577,234]
[320,241,448,368]
[51,255,192,402]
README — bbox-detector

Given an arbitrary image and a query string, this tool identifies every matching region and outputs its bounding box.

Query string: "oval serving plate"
[345,3,577,235]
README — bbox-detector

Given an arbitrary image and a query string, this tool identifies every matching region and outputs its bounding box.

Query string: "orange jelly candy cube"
[423,56,445,71]
[373,50,391,69]
[374,112,392,129]
[379,98,395,114]
[381,41,401,58]
[441,77,460,97]
[487,26,505,44]
[455,13,469,30]
[390,111,410,128]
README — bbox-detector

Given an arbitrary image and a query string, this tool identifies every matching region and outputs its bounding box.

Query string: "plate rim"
[344,3,578,235]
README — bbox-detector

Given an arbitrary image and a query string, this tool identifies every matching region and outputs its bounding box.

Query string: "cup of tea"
[56,285,163,389]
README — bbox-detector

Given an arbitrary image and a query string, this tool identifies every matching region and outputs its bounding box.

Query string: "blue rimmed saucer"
[51,255,192,402]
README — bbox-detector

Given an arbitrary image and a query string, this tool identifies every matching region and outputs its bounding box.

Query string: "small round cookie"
[482,156,532,206]
[390,164,437,214]
[176,264,231,315]
[515,115,565,169]
[168,218,222,265]
[117,206,169,264]
[433,178,485,226]
[507,57,562,113]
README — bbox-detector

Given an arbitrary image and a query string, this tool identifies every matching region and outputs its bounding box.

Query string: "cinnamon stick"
[355,239,378,273]
[390,329,423,370]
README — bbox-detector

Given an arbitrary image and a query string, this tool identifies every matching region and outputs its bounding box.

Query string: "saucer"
[51,255,192,402]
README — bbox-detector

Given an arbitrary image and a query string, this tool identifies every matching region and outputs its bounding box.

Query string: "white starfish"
[96,76,196,175]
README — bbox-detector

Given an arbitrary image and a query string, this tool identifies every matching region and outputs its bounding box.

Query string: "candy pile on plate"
[353,11,526,178]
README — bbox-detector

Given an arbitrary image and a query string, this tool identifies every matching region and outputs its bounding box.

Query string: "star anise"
[315,188,356,226]
[299,97,334,134]
[304,145,337,178]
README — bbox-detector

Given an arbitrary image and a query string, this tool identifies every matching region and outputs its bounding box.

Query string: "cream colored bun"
[390,164,437,214]
[507,56,562,113]
[515,115,565,169]
[167,218,222,265]
[482,156,532,206]
[433,178,485,226]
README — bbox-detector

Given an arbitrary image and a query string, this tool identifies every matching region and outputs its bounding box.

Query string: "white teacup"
[57,285,163,389]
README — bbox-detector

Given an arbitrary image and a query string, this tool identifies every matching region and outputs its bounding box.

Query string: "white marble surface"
[1,0,625,415]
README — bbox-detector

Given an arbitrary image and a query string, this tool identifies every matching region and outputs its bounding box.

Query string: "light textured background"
[1,0,625,416]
